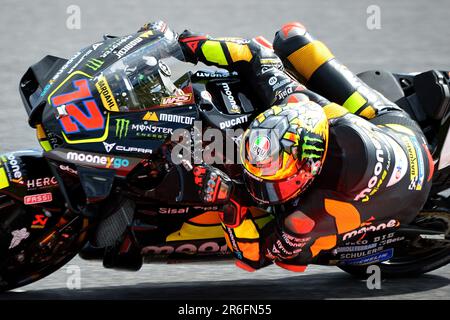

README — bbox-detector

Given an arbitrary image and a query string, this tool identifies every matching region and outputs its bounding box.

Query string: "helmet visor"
[244,170,313,204]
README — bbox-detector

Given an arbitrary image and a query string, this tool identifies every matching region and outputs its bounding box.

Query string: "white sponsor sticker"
[385,135,408,187]
[9,228,30,249]
[24,192,53,205]
[103,142,116,153]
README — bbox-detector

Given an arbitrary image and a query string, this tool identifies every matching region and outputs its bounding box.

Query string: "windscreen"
[100,36,192,112]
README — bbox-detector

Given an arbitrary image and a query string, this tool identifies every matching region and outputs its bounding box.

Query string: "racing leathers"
[142,21,435,271]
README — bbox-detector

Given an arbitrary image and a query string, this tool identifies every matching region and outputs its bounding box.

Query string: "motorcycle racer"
[140,21,435,271]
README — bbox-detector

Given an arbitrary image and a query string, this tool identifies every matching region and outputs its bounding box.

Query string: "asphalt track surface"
[0,0,449,300]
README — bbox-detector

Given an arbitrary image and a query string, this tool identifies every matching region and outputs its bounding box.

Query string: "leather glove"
[192,165,259,228]
[178,30,209,64]
[219,180,256,228]
[193,165,233,204]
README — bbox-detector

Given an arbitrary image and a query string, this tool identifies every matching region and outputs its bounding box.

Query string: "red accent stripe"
[281,22,307,37]
[254,36,273,49]
[120,237,132,253]
[287,95,299,103]
[423,144,435,182]
[235,260,256,272]
[179,36,207,42]
[212,176,221,202]
[275,261,307,272]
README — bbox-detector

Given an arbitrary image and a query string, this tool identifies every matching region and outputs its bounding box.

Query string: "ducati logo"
[103,142,116,153]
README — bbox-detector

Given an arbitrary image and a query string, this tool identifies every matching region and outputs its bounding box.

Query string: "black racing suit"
[143,21,434,271]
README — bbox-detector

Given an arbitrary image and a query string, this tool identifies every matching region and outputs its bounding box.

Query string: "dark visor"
[243,170,313,204]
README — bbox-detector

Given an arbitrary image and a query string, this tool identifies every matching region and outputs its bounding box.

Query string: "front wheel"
[0,194,89,291]
[339,209,450,278]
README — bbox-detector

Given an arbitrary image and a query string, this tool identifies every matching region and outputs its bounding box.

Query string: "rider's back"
[309,110,433,226]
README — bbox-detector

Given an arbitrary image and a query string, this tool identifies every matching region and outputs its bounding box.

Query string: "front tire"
[0,195,89,291]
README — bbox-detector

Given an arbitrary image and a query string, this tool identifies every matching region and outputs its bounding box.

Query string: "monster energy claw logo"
[301,136,324,160]
[116,119,130,139]
[86,58,104,71]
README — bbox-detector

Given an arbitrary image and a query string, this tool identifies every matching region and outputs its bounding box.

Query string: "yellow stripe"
[272,105,283,115]
[323,103,348,119]
[287,40,334,80]
[36,124,46,139]
[283,132,297,142]
[234,218,260,240]
[359,105,376,119]
[386,123,415,136]
[342,91,367,114]
[95,75,119,112]
[400,136,418,183]
[40,141,53,152]
[0,167,9,190]
[226,42,252,63]
[139,30,154,38]
[255,113,266,124]
[166,222,224,241]
[201,41,228,66]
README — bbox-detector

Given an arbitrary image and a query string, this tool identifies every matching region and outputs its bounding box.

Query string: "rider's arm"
[177,30,332,109]
[138,21,335,109]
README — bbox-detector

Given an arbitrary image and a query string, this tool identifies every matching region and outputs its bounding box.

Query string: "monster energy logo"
[115,119,130,139]
[301,136,324,159]
[86,58,104,71]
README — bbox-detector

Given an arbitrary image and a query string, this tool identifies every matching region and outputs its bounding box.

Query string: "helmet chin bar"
[244,168,314,205]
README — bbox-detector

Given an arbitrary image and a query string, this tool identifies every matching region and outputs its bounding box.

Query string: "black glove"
[193,165,233,204]
[178,30,210,64]
[193,164,261,228]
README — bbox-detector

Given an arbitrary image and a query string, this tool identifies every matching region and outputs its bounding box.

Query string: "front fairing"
[37,30,198,170]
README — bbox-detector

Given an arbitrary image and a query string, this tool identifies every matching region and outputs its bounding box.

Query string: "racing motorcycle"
[0,28,449,292]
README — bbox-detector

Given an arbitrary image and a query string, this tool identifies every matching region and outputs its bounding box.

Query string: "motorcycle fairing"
[46,71,109,145]
[44,148,143,178]
[19,55,68,127]
[76,166,116,203]
[24,31,193,156]
[134,207,273,261]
